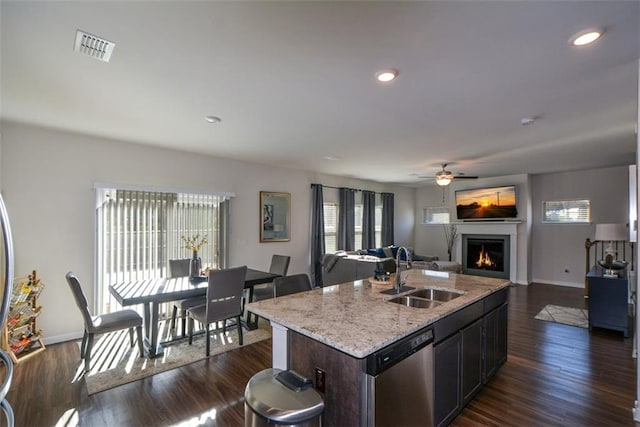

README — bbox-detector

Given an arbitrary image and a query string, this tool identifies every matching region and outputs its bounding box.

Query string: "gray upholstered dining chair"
[187,265,247,356]
[65,271,144,372]
[247,254,290,324]
[273,273,313,298]
[250,255,290,302]
[168,258,206,337]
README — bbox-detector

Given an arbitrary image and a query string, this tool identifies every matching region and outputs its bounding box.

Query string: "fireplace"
[462,234,510,279]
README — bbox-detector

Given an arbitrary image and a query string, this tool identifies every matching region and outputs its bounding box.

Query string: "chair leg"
[188,316,194,345]
[170,305,178,331]
[85,333,94,372]
[181,316,187,338]
[80,330,88,358]
[136,326,144,357]
[205,323,211,357]
[237,316,243,345]
[129,328,134,347]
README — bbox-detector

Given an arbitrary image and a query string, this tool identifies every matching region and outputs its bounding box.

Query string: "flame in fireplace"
[475,245,495,268]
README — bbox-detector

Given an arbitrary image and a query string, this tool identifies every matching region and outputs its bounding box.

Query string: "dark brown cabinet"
[434,332,461,427]
[484,302,508,382]
[434,288,508,427]
[462,318,484,403]
[587,267,630,337]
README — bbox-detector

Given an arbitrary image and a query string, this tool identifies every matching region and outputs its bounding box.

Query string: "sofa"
[321,247,461,286]
[321,253,396,286]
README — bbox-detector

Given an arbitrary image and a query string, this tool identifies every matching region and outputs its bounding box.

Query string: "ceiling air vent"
[74,30,115,63]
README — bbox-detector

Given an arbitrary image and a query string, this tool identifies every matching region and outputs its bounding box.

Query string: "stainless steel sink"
[407,288,464,302]
[387,296,442,309]
[386,287,465,309]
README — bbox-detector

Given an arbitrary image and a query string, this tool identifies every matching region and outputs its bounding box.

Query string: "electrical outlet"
[315,367,325,393]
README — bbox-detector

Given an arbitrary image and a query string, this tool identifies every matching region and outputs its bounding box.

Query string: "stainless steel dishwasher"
[363,327,434,427]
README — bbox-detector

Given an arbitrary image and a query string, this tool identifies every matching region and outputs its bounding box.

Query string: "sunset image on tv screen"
[455,186,518,219]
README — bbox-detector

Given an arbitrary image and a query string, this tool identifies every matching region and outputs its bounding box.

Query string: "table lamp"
[594,223,628,278]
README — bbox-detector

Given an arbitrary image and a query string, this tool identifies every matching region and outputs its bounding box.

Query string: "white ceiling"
[1,1,639,186]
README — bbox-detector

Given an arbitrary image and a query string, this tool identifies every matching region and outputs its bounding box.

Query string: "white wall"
[0,121,413,343]
[530,166,629,287]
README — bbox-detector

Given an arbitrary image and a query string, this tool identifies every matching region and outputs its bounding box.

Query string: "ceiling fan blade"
[454,176,478,180]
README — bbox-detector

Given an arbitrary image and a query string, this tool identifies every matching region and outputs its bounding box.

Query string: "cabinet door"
[461,318,483,404]
[495,303,508,366]
[434,333,461,427]
[588,275,629,336]
[484,303,508,382]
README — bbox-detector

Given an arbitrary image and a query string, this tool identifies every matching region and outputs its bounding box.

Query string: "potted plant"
[443,224,458,262]
[182,234,208,277]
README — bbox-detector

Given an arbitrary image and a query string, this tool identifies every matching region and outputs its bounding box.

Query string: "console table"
[587,266,631,337]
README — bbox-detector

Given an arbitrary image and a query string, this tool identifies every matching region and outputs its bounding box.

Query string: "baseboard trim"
[531,279,584,288]
[44,331,83,346]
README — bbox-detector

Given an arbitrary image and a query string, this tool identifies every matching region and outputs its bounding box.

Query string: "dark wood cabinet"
[587,268,630,337]
[483,302,508,382]
[434,288,508,427]
[434,332,461,427]
[461,318,484,404]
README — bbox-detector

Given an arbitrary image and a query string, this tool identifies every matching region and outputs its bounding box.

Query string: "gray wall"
[414,174,532,284]
[414,166,632,287]
[531,166,630,287]
[0,121,414,343]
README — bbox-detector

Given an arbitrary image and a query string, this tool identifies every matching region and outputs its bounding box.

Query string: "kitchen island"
[247,269,510,426]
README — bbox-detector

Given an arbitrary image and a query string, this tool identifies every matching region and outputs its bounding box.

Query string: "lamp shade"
[594,223,627,241]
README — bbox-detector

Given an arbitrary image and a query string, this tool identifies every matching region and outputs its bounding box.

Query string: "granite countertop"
[247,269,510,359]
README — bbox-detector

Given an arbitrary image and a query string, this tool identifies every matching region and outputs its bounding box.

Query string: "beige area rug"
[81,320,271,395]
[534,304,588,329]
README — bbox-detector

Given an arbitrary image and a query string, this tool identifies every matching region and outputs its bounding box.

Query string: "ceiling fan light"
[435,170,453,186]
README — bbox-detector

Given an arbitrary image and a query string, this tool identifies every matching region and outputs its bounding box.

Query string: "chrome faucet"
[395,246,413,292]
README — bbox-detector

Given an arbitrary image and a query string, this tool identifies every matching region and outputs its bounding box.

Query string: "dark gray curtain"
[338,187,356,251]
[362,190,376,249]
[381,192,394,246]
[310,184,325,286]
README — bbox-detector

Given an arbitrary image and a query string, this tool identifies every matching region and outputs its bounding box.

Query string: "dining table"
[109,268,280,358]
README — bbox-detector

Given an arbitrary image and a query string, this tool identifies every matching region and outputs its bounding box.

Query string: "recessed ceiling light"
[569,29,603,46]
[375,69,398,83]
[520,117,536,126]
[323,155,342,161]
[205,116,221,123]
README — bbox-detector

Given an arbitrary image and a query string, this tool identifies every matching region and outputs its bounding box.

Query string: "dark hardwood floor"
[4,283,639,426]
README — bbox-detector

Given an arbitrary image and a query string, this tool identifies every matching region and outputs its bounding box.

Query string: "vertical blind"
[96,188,230,314]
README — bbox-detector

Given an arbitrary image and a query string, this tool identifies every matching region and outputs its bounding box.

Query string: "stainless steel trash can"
[244,368,324,427]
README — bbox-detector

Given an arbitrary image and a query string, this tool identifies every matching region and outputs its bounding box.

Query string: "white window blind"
[354,204,363,250]
[96,188,230,313]
[542,199,591,223]
[423,207,450,224]
[375,205,382,247]
[324,201,382,252]
[324,203,338,253]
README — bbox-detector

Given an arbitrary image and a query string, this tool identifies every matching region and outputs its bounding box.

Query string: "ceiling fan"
[433,163,478,187]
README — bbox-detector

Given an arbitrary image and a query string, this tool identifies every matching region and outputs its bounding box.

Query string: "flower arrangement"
[443,224,458,262]
[181,234,208,253]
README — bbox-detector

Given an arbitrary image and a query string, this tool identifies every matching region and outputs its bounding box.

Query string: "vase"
[190,251,201,277]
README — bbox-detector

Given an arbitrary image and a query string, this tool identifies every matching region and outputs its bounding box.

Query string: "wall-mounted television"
[455,185,518,220]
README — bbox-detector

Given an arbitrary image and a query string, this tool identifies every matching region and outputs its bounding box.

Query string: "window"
[542,199,590,223]
[96,188,231,314]
[374,205,382,247]
[423,207,450,224]
[324,201,382,251]
[354,204,362,250]
[324,203,338,253]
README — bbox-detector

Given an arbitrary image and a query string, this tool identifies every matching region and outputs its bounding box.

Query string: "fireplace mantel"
[454,221,519,283]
